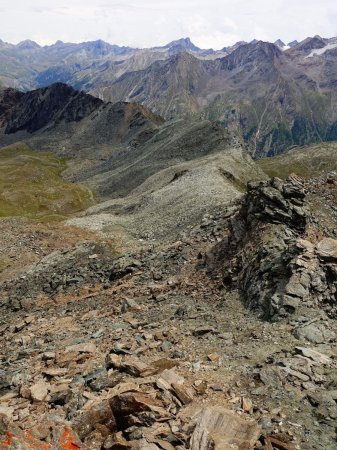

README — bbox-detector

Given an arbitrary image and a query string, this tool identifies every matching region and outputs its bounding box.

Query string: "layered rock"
[207,174,337,320]
[4,83,103,134]
[0,88,24,128]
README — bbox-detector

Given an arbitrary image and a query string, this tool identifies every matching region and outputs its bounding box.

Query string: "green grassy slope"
[257,141,337,179]
[0,143,93,219]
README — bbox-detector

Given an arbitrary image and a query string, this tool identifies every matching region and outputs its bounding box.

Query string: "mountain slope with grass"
[257,141,337,179]
[0,143,93,220]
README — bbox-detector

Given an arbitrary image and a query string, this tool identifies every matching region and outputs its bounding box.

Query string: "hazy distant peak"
[250,40,282,52]
[16,39,41,49]
[164,37,200,51]
[222,41,247,53]
[274,39,292,51]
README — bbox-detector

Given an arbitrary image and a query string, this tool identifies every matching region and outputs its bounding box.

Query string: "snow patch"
[306,43,337,58]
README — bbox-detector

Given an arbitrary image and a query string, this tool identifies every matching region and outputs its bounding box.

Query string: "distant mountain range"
[1,35,337,156]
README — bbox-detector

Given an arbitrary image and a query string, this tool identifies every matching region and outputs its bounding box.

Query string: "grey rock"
[160,341,173,352]
[293,323,336,344]
[121,298,140,312]
[316,238,337,262]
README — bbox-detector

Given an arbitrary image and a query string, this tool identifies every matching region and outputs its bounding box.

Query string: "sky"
[0,0,337,49]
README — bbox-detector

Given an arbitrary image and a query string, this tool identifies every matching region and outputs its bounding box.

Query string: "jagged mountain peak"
[222,41,247,53]
[223,39,282,65]
[84,39,113,50]
[0,83,164,154]
[294,35,327,51]
[242,39,282,53]
[215,40,284,83]
[169,50,200,62]
[52,40,65,46]
[37,82,80,96]
[274,39,286,47]
[254,40,283,54]
[274,39,294,51]
[42,39,132,56]
[3,83,103,134]
[287,40,299,48]
[146,50,201,71]
[164,37,200,52]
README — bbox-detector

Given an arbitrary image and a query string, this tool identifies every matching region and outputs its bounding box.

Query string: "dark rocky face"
[0,88,24,128]
[4,83,104,134]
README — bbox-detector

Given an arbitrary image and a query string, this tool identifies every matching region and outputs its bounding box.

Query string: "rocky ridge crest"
[207,174,337,323]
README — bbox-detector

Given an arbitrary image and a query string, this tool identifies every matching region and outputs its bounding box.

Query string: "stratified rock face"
[4,83,103,133]
[243,174,307,232]
[0,88,24,127]
[207,174,337,320]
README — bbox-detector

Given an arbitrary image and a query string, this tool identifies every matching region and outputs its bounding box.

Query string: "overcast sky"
[1,0,337,49]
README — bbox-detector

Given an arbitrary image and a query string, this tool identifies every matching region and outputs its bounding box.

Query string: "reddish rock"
[72,400,116,440]
[0,414,83,449]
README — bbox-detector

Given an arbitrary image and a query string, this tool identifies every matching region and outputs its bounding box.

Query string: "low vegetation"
[257,141,337,179]
[0,143,93,219]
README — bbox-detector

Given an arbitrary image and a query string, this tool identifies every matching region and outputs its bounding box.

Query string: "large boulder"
[316,238,337,262]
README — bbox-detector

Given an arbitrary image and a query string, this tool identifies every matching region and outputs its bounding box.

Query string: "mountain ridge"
[0,83,164,161]
[2,34,337,156]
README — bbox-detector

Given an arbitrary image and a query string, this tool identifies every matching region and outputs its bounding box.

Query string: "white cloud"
[179,14,240,48]
[0,0,336,48]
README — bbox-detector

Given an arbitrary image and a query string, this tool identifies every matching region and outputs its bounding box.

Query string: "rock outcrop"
[207,174,337,320]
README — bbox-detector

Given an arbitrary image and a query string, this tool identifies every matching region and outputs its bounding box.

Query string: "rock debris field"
[0,174,336,449]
